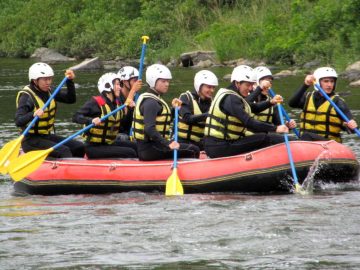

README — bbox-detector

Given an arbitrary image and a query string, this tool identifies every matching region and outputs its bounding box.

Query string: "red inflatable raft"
[13,141,359,195]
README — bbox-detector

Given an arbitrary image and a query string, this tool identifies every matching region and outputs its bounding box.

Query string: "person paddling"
[73,73,140,159]
[15,62,85,158]
[288,67,358,142]
[132,64,200,161]
[116,66,140,140]
[248,66,297,129]
[177,70,218,150]
[203,65,289,158]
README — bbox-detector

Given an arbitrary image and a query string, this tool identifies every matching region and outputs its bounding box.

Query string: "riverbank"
[1,0,360,70]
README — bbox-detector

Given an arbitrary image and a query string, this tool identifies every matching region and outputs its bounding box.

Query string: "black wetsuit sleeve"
[54,79,76,104]
[250,100,273,114]
[272,106,281,126]
[179,94,208,124]
[14,93,35,127]
[288,84,310,109]
[246,86,262,103]
[141,98,170,147]
[222,95,277,133]
[72,99,101,125]
[119,107,134,134]
[335,98,354,120]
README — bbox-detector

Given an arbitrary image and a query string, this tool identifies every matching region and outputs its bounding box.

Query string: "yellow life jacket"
[300,91,343,142]
[178,91,205,142]
[254,95,274,123]
[132,92,172,141]
[16,86,56,135]
[84,96,122,144]
[204,88,253,140]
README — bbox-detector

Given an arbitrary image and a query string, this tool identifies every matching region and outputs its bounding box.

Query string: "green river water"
[0,58,359,269]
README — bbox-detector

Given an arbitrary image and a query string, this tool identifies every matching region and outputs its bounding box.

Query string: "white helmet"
[146,64,172,88]
[194,70,218,93]
[314,67,338,83]
[117,66,139,81]
[230,65,256,83]
[97,72,117,93]
[28,62,54,82]
[255,66,273,84]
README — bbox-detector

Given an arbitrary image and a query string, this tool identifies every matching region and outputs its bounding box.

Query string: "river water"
[0,58,359,269]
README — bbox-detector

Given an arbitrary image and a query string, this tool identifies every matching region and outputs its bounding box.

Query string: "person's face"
[236,81,254,97]
[121,77,138,97]
[35,77,53,92]
[113,79,121,97]
[320,77,335,94]
[199,84,215,100]
[155,79,170,94]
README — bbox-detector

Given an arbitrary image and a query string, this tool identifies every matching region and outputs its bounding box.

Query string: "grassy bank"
[0,0,359,69]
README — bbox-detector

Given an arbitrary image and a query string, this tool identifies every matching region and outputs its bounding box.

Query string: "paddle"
[277,103,303,193]
[165,106,184,196]
[129,35,149,140]
[269,88,300,138]
[9,102,130,181]
[0,77,68,174]
[314,83,360,138]
[8,36,149,182]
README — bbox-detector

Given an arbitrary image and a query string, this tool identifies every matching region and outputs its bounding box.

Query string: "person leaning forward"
[247,66,297,128]
[132,64,200,161]
[15,62,85,158]
[288,67,358,143]
[72,72,139,159]
[203,65,290,158]
[177,70,218,150]
[116,66,140,138]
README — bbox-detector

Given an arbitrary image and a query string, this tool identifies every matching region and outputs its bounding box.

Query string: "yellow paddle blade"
[295,183,307,195]
[0,136,23,174]
[8,148,53,182]
[165,168,184,196]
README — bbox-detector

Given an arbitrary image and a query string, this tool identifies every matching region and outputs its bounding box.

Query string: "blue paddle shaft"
[52,104,126,150]
[314,83,360,137]
[269,88,300,138]
[138,42,148,80]
[278,103,300,185]
[129,39,147,137]
[173,107,179,169]
[22,77,68,136]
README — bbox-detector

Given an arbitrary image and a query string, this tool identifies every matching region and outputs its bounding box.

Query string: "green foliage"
[0,0,359,68]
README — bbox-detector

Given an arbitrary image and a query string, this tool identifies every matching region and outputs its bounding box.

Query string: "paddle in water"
[165,106,184,196]
[277,102,304,194]
[0,77,68,174]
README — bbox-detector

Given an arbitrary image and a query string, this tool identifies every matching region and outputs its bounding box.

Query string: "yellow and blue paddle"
[0,77,68,174]
[314,83,360,138]
[8,36,149,182]
[8,101,130,182]
[165,106,184,196]
[269,88,300,138]
[129,35,149,141]
[277,102,304,193]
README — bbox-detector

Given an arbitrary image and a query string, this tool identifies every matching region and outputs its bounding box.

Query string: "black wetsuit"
[247,86,281,125]
[72,93,137,159]
[178,90,211,150]
[204,84,287,158]
[288,84,353,141]
[15,80,85,158]
[136,89,200,161]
